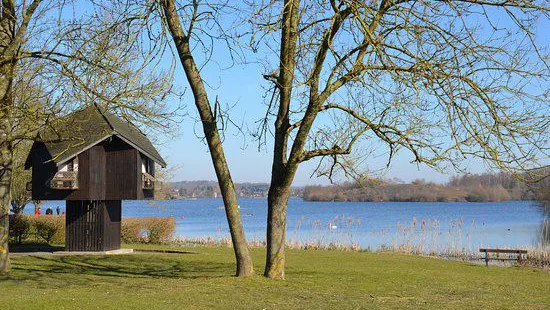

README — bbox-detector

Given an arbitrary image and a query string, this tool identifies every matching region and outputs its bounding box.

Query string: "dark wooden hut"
[25,106,166,251]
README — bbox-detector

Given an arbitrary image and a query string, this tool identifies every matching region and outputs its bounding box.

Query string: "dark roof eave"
[43,132,166,168]
[52,133,114,166]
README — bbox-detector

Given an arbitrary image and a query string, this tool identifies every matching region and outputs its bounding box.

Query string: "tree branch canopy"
[250,0,549,180]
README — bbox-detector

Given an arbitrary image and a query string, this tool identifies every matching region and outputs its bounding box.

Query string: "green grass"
[1,245,549,309]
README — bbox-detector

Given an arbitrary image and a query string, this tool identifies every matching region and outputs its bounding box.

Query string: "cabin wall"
[65,200,121,251]
[102,200,122,250]
[32,144,105,200]
[75,149,91,199]
[31,143,57,200]
[105,137,140,200]
[88,145,106,200]
[136,152,143,200]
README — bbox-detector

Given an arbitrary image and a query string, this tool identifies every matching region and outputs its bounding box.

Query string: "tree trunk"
[161,0,253,277]
[264,0,301,280]
[0,142,12,275]
[0,121,8,272]
[265,180,292,279]
[0,0,15,273]
[0,70,14,275]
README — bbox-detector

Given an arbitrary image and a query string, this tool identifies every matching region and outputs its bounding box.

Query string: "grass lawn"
[1,245,549,309]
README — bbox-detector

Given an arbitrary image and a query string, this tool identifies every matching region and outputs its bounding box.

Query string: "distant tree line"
[168,181,302,199]
[303,171,549,203]
[539,178,550,204]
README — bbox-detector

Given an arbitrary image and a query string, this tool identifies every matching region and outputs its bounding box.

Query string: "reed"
[170,215,549,269]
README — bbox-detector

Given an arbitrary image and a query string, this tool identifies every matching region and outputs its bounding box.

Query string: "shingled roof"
[26,106,166,167]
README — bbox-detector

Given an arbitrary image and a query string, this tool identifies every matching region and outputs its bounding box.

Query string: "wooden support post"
[65,200,121,251]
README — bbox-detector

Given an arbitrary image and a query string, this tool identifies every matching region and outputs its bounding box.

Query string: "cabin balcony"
[142,172,155,190]
[50,171,79,190]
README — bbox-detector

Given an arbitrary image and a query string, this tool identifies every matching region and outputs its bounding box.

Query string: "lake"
[31,198,547,253]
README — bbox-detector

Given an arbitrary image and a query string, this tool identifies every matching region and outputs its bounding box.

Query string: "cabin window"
[141,155,153,175]
[59,157,79,172]
[141,155,154,190]
[51,157,79,190]
[142,157,148,173]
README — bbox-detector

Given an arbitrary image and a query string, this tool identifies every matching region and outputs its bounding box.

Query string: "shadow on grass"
[9,243,64,253]
[8,252,234,285]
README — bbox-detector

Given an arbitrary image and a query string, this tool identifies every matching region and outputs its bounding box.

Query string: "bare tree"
[0,0,176,275]
[98,0,257,276]
[248,0,549,279]
[158,0,254,277]
[0,0,45,275]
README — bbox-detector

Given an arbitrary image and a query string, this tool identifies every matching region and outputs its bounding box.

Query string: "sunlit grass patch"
[2,245,549,309]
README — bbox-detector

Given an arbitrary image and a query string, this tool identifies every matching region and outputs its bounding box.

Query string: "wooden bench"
[479,248,527,266]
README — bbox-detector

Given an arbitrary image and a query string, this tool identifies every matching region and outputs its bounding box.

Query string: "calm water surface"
[35,198,546,251]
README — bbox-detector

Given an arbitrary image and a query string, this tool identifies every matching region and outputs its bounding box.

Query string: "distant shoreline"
[165,197,535,203]
[168,171,547,203]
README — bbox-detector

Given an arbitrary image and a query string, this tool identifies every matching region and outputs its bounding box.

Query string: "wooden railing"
[142,172,155,190]
[50,171,79,190]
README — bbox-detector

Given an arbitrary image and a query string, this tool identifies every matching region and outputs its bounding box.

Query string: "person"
[56,205,60,215]
[45,207,53,215]
[34,206,41,215]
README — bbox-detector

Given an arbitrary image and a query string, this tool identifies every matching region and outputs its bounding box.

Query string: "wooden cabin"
[25,106,166,251]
